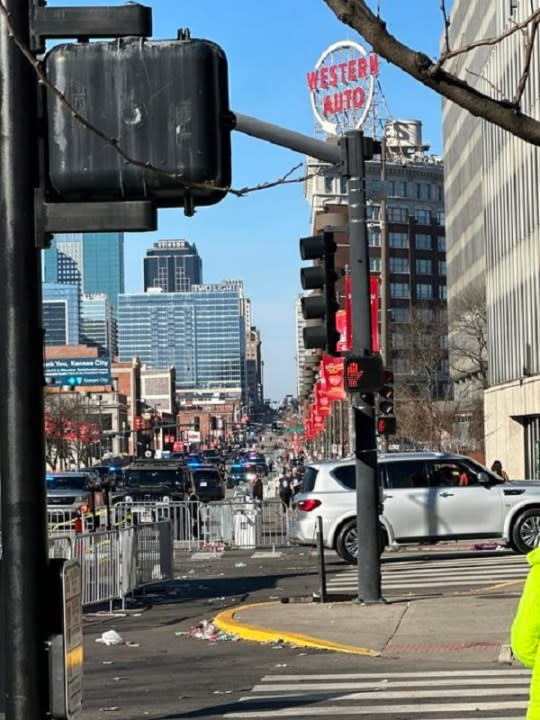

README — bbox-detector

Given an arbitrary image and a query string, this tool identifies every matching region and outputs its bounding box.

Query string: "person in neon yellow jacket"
[512,546,540,719]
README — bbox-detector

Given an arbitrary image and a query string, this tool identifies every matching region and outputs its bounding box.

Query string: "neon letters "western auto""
[306,54,379,116]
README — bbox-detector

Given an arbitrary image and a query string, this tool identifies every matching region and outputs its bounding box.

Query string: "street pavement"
[72,543,531,719]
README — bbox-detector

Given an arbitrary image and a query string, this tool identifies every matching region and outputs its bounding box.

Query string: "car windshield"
[124,469,181,486]
[46,475,88,490]
[195,472,220,486]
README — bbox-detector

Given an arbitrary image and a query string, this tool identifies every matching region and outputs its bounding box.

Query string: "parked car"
[289,451,540,564]
[187,465,225,502]
[46,470,102,513]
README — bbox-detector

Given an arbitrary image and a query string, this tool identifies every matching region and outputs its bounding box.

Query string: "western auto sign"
[307,40,379,136]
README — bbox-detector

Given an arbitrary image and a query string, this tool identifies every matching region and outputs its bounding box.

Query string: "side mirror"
[477,471,491,484]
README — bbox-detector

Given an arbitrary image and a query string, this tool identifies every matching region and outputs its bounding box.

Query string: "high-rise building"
[443,0,540,477]
[143,240,202,293]
[302,119,447,399]
[117,283,246,398]
[80,294,116,357]
[43,232,125,315]
[42,283,79,345]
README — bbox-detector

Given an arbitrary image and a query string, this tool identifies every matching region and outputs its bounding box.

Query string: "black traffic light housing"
[299,230,339,355]
[377,369,397,436]
[45,36,233,214]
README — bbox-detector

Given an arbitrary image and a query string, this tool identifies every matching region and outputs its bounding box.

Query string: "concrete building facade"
[444,1,540,477]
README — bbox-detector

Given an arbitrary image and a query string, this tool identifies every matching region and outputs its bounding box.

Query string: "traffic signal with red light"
[299,230,339,355]
[377,369,396,435]
[134,415,143,431]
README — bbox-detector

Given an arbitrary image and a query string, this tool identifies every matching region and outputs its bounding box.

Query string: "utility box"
[45,37,232,209]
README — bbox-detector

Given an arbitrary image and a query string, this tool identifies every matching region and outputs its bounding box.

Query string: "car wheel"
[336,519,358,565]
[511,508,540,553]
[335,520,388,565]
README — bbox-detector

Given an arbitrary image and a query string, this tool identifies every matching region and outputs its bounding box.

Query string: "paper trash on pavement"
[96,629,124,646]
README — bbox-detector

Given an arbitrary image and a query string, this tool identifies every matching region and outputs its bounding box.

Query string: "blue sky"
[60,0,449,402]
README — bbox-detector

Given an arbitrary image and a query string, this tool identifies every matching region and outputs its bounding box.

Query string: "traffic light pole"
[341,132,382,603]
[234,114,382,603]
[0,1,50,718]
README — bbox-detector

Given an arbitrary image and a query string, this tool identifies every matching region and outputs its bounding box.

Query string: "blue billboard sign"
[45,357,112,387]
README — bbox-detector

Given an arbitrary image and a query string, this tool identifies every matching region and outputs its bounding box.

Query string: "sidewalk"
[213,589,522,661]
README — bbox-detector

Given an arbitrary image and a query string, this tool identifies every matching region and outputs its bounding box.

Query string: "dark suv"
[122,459,187,502]
[187,465,225,502]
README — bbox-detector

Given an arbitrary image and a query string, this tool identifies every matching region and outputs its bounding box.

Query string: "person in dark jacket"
[252,474,264,503]
[187,482,200,539]
[277,470,292,512]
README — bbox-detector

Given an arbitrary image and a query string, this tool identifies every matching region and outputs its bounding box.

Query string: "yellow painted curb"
[213,601,380,656]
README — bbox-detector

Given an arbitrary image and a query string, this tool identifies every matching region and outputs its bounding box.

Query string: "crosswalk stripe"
[260,670,531,679]
[326,555,528,593]
[252,678,530,691]
[224,669,530,718]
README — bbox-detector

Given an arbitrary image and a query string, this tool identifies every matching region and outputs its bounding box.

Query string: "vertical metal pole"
[343,131,382,603]
[0,1,49,718]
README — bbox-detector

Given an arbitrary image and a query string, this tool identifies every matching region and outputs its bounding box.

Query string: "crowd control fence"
[112,496,291,551]
[47,521,173,608]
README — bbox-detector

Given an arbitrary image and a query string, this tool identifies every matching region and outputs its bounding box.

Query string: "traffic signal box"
[377,369,397,436]
[45,37,232,211]
[299,230,339,355]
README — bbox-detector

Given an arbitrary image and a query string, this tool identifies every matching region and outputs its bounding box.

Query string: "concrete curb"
[212,601,381,656]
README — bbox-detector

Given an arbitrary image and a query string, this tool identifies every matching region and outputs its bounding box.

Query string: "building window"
[339,176,348,194]
[388,206,409,223]
[391,307,409,323]
[416,183,431,200]
[390,256,409,273]
[368,228,381,246]
[389,180,407,197]
[392,332,405,349]
[324,176,334,193]
[369,256,381,272]
[439,285,447,300]
[416,283,433,299]
[438,260,447,276]
[438,236,446,251]
[435,210,445,224]
[391,283,409,298]
[415,209,431,224]
[415,234,432,250]
[393,358,410,373]
[416,259,433,275]
[366,204,380,220]
[389,232,408,248]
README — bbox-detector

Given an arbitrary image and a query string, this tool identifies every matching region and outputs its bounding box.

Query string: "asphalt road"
[78,545,526,719]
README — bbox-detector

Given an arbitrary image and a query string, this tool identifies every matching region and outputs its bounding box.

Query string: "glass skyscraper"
[42,283,79,345]
[43,232,125,315]
[143,240,202,293]
[118,283,246,393]
[80,294,116,356]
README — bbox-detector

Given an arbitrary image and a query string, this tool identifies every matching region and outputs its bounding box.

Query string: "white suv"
[288,452,540,564]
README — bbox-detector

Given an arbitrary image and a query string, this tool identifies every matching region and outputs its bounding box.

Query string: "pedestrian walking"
[277,470,292,512]
[187,482,200,540]
[511,544,540,718]
[252,473,263,503]
[491,459,510,481]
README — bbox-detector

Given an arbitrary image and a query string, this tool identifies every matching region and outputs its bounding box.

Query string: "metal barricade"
[113,499,291,550]
[134,522,173,585]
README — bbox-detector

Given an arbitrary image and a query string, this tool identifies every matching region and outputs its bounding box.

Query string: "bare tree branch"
[323,0,540,146]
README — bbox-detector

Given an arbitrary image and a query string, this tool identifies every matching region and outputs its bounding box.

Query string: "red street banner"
[370,275,380,352]
[336,273,352,353]
[321,354,346,400]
